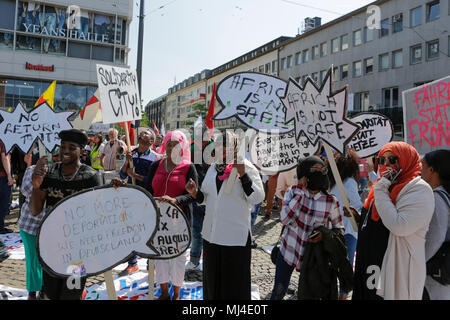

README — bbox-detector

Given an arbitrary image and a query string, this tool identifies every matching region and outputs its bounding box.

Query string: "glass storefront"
[0,77,97,117]
[0,0,128,63]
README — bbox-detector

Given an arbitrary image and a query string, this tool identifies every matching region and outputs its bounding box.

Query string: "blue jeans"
[25,12,39,48]
[190,202,205,265]
[52,13,65,49]
[78,17,89,39]
[270,250,294,300]
[43,13,56,50]
[360,177,368,192]
[0,177,12,230]
[250,203,261,230]
[340,234,357,294]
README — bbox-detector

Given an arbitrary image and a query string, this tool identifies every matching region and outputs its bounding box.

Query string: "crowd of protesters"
[0,125,449,301]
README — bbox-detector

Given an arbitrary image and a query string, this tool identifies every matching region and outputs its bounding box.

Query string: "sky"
[127,0,375,103]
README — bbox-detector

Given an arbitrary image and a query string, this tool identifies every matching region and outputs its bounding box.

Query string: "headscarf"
[364,142,422,222]
[157,130,191,165]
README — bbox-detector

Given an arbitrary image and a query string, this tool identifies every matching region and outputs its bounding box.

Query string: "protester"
[30,129,101,300]
[153,134,163,152]
[0,140,14,234]
[264,174,279,219]
[118,129,156,276]
[351,141,434,300]
[275,168,297,203]
[100,128,127,172]
[421,150,450,300]
[11,147,29,209]
[269,156,345,300]
[328,152,363,300]
[90,133,104,171]
[16,149,59,299]
[186,131,264,300]
[186,126,213,271]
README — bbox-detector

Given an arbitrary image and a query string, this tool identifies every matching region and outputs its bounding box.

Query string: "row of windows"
[280,0,447,70]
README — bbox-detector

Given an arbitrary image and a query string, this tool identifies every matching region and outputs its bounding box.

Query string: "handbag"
[426,190,450,286]
[270,226,285,265]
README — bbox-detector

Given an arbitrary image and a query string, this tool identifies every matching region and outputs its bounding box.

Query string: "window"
[287,55,293,68]
[332,66,339,81]
[411,6,422,27]
[354,92,370,111]
[0,0,16,30]
[353,30,362,46]
[272,60,277,73]
[364,27,374,42]
[341,34,349,50]
[311,72,318,83]
[281,57,286,70]
[295,52,301,65]
[302,49,309,63]
[379,53,390,70]
[392,50,403,68]
[331,38,339,53]
[382,87,399,108]
[427,39,439,59]
[364,57,374,74]
[380,19,389,37]
[353,61,362,77]
[265,63,271,73]
[427,1,440,22]
[392,13,403,33]
[312,45,319,59]
[340,64,348,80]
[320,42,327,57]
[320,70,327,84]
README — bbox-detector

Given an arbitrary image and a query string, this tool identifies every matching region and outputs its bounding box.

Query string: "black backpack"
[426,189,450,286]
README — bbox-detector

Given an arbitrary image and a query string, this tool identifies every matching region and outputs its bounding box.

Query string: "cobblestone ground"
[0,191,297,300]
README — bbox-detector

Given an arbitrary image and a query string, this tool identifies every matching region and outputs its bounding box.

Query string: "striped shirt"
[280,185,344,271]
[17,166,45,235]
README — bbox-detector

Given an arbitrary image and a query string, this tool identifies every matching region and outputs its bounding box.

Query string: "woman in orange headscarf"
[350,142,435,300]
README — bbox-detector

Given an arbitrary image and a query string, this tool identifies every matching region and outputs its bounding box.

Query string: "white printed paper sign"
[247,129,319,175]
[0,102,73,154]
[281,69,360,154]
[348,112,393,158]
[96,64,142,124]
[213,72,294,133]
[37,185,159,278]
[151,201,191,259]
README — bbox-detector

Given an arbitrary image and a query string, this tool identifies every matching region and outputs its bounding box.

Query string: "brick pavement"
[0,191,295,300]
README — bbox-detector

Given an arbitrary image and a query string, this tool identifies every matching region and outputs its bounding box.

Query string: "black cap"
[58,129,88,147]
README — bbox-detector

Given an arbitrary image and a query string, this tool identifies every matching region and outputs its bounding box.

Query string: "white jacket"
[374,176,435,300]
[200,159,265,246]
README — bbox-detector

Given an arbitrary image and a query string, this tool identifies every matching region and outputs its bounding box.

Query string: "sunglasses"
[377,155,399,165]
[310,166,328,175]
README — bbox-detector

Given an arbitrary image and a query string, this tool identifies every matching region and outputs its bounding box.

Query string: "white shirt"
[200,160,265,246]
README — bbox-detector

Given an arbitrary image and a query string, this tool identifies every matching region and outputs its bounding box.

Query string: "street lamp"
[135,0,145,128]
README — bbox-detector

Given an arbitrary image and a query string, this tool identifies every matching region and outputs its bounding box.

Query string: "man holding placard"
[30,129,102,300]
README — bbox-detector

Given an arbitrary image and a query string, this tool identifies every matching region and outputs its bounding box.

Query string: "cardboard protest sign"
[348,112,393,158]
[0,102,73,154]
[151,201,191,259]
[281,68,360,155]
[402,75,450,154]
[96,64,142,125]
[37,185,159,278]
[247,129,319,175]
[213,72,294,133]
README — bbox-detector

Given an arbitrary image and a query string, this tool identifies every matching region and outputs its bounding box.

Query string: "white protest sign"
[348,112,393,158]
[402,75,450,154]
[37,185,159,278]
[96,64,142,125]
[213,72,294,133]
[281,68,360,155]
[151,201,191,259]
[0,102,73,154]
[247,129,319,175]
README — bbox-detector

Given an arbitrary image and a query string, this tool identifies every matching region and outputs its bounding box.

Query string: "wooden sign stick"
[323,143,359,232]
[103,270,118,300]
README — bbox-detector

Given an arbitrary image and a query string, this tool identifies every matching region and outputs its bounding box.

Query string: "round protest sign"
[37,185,159,278]
[151,201,191,260]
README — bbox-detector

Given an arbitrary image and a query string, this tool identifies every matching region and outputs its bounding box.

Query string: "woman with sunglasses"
[350,142,435,300]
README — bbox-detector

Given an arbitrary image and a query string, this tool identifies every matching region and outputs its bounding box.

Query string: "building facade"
[145,93,166,131]
[0,0,133,116]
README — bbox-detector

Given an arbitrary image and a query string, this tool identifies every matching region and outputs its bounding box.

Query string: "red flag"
[206,82,216,138]
[119,121,134,145]
[152,120,160,135]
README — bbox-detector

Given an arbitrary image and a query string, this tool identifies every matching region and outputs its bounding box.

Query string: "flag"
[152,120,160,135]
[119,121,134,145]
[72,89,102,131]
[205,82,216,138]
[161,122,166,136]
[35,80,56,109]
[193,113,202,129]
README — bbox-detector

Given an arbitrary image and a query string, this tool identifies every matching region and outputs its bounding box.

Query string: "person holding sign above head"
[185,131,265,300]
[269,156,347,300]
[30,129,102,300]
[351,142,435,300]
[421,150,450,300]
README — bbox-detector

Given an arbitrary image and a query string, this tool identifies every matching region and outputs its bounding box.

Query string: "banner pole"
[323,143,359,232]
[103,270,118,300]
